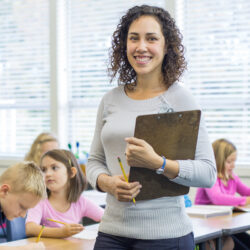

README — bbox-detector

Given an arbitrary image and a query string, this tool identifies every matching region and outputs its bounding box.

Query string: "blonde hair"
[0,161,46,198]
[25,132,58,165]
[212,138,237,180]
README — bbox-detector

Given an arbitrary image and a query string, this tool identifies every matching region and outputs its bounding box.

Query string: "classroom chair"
[6,217,26,241]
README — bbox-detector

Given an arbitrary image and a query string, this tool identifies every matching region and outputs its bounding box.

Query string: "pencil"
[117,157,136,204]
[47,218,67,225]
[36,225,44,242]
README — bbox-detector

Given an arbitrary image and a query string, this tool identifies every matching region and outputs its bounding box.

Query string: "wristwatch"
[156,156,166,174]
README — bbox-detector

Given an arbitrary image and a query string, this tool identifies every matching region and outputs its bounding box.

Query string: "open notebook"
[72,224,99,240]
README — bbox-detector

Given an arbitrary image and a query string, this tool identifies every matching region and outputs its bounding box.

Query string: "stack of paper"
[186,205,233,218]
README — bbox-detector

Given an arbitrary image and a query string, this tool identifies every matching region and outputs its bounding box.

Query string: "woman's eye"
[41,168,46,172]
[148,37,157,41]
[129,36,138,41]
[52,166,58,170]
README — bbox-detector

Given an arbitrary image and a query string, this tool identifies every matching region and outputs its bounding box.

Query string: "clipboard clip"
[157,108,174,119]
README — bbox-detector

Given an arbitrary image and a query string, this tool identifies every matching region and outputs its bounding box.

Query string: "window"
[0,0,50,157]
[66,0,166,154]
[0,0,166,161]
[176,0,250,164]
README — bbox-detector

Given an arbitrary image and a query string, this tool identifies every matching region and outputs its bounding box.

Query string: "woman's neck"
[126,74,167,100]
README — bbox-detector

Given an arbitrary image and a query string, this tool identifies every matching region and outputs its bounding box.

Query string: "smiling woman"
[126,15,166,85]
[86,4,217,250]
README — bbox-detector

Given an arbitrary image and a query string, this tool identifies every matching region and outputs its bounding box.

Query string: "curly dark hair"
[108,5,186,88]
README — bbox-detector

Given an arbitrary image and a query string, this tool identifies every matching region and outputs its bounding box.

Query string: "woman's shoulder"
[167,82,200,111]
[102,85,123,100]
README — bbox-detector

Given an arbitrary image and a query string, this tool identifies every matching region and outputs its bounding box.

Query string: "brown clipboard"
[128,110,201,201]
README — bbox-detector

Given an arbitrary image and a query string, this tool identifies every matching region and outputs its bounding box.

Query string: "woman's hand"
[125,137,162,170]
[60,223,84,238]
[109,175,141,202]
[97,174,141,202]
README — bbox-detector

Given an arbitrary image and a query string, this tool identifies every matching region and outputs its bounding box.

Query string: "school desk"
[0,237,95,250]
[191,211,250,250]
[200,211,250,236]
[192,217,223,250]
[1,212,250,250]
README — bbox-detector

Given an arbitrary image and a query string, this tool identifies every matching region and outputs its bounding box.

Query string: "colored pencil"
[47,218,67,225]
[117,157,136,204]
[36,225,45,242]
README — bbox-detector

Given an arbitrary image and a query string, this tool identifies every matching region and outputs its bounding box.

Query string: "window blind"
[0,0,50,157]
[176,0,250,164]
[66,0,166,154]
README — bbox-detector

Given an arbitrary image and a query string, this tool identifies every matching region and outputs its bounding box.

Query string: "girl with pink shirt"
[195,138,250,249]
[195,139,250,206]
[25,149,104,239]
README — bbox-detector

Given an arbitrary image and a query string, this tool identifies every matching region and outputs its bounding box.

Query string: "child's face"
[41,156,69,192]
[0,190,41,220]
[224,151,237,178]
[40,141,59,157]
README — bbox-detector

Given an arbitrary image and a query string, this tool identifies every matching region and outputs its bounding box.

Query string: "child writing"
[0,162,46,249]
[195,138,250,249]
[25,149,104,238]
[195,138,250,206]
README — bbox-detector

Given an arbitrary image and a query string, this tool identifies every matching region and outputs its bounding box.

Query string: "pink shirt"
[195,174,250,206]
[26,195,104,227]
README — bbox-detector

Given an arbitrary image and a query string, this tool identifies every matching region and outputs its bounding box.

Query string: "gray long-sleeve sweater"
[86,82,216,239]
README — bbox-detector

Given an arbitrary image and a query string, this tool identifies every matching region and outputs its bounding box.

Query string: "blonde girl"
[25,132,59,165]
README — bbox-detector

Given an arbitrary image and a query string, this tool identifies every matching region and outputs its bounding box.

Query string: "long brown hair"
[108,5,186,88]
[41,149,87,203]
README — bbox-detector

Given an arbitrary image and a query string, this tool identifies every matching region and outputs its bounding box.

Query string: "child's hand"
[60,223,84,238]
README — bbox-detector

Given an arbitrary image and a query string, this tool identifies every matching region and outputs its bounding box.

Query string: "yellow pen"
[47,218,67,225]
[36,225,44,242]
[117,157,136,205]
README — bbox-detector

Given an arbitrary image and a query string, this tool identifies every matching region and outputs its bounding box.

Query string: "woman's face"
[126,15,166,79]
[224,151,237,177]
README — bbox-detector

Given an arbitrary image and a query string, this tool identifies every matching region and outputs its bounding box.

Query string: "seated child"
[0,162,46,249]
[24,132,59,165]
[195,138,250,249]
[26,149,104,238]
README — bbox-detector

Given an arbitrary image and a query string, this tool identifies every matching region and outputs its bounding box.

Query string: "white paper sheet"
[72,223,99,240]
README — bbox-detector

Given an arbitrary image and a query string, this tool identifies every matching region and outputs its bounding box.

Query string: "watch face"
[156,168,164,174]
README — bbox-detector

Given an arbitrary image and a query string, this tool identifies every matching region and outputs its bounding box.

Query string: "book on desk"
[186,204,250,218]
[186,205,233,218]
